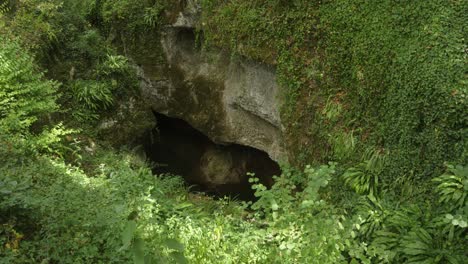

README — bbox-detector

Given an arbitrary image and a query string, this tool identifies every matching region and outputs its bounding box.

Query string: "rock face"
[136,1,286,186]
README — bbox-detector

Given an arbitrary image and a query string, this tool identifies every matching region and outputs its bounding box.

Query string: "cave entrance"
[144,112,281,200]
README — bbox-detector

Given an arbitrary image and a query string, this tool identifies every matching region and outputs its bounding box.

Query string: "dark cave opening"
[144,112,281,200]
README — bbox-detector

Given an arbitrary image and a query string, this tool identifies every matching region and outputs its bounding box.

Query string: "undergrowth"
[1,1,467,263]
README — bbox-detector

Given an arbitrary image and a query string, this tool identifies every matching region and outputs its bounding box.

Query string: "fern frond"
[0,1,10,15]
[432,165,467,210]
[343,163,379,197]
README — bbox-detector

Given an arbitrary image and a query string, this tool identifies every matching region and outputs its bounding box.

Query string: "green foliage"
[247,163,348,263]
[68,54,134,118]
[199,4,468,261]
[0,36,58,133]
[1,0,154,138]
[0,1,10,14]
[0,0,63,58]
[329,130,357,162]
[319,0,467,179]
[345,195,468,263]
[0,36,73,159]
[100,0,167,35]
[71,80,113,111]
[432,164,467,210]
[200,0,467,180]
[343,149,387,197]
[1,1,467,263]
[339,163,468,264]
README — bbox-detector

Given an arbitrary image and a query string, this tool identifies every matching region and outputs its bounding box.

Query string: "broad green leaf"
[132,238,145,264]
[164,238,184,252]
[170,252,188,264]
[122,220,137,249]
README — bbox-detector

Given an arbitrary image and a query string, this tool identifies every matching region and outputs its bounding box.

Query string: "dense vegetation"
[1,0,466,263]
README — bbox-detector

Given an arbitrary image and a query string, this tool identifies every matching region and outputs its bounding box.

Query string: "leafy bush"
[0,36,72,159]
[0,0,63,59]
[246,163,348,263]
[0,36,58,133]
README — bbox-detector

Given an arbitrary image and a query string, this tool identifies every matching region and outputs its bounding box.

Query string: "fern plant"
[71,80,113,111]
[0,1,9,15]
[399,226,466,264]
[0,36,58,133]
[432,165,467,210]
[343,163,379,197]
[143,4,165,28]
[343,149,387,198]
[97,54,130,76]
[369,205,423,263]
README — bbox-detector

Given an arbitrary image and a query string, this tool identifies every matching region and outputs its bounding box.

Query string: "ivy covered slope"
[1,1,468,264]
[201,0,467,179]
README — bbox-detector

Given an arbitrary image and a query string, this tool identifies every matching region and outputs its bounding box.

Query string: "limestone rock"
[136,1,287,162]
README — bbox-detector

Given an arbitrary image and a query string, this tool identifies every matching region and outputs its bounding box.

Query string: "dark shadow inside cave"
[143,112,281,201]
